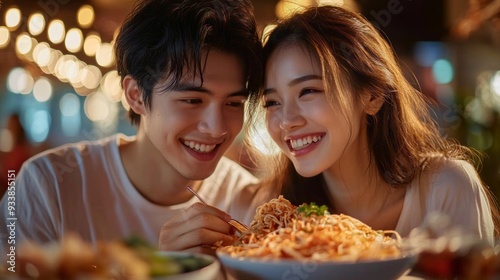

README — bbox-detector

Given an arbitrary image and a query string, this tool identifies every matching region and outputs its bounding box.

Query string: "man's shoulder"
[20,135,121,180]
[28,135,118,163]
[214,157,258,182]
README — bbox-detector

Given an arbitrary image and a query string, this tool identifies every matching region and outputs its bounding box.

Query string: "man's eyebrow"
[263,74,322,96]
[173,82,249,97]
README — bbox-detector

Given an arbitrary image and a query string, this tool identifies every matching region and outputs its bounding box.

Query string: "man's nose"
[198,105,228,137]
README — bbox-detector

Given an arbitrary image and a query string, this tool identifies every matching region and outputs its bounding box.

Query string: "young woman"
[249,5,498,242]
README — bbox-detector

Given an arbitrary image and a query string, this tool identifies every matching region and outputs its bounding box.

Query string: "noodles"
[218,196,402,262]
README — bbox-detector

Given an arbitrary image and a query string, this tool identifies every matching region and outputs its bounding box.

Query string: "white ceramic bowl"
[154,251,220,280]
[217,252,417,280]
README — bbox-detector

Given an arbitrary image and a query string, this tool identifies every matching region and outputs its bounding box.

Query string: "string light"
[5,7,21,30]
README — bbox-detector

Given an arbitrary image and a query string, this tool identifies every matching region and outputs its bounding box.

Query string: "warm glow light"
[65,28,83,53]
[33,77,53,102]
[33,42,50,65]
[77,5,95,28]
[83,33,101,56]
[48,20,65,44]
[55,54,78,82]
[492,71,500,97]
[275,0,312,19]
[16,33,32,55]
[69,60,86,87]
[5,8,21,30]
[0,26,11,48]
[64,59,81,83]
[121,93,130,111]
[85,92,110,121]
[95,42,114,67]
[28,13,46,36]
[101,70,123,102]
[81,65,102,89]
[7,67,34,94]
[34,44,52,67]
[317,0,344,6]
[262,24,276,44]
[249,113,281,156]
[45,49,63,75]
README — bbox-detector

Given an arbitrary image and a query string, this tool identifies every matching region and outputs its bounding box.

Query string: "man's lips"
[182,140,218,153]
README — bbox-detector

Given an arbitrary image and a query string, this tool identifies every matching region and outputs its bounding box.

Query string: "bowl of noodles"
[217,196,417,280]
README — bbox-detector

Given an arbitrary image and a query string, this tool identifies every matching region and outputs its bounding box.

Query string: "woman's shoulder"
[427,156,480,183]
[417,156,483,198]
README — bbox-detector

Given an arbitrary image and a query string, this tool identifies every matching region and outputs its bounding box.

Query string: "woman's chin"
[293,165,323,178]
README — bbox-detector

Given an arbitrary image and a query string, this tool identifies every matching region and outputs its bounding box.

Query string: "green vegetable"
[122,236,211,276]
[149,254,183,276]
[297,202,329,217]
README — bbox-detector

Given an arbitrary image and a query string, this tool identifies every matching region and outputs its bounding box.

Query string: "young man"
[0,0,263,253]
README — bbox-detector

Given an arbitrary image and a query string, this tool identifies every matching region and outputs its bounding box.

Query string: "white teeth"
[290,135,322,150]
[183,141,216,153]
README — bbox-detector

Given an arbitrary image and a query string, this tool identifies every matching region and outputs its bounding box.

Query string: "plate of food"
[150,251,220,280]
[2,234,220,280]
[216,196,417,280]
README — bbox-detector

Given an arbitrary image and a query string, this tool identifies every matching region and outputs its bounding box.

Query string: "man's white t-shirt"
[0,134,261,249]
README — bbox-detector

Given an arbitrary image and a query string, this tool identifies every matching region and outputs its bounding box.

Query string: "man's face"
[142,50,247,180]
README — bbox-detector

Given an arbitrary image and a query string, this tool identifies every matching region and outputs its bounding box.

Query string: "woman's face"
[263,44,367,177]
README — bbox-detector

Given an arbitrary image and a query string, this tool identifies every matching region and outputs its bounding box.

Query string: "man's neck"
[118,133,202,206]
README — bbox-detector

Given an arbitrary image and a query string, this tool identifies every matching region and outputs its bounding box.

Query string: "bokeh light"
[95,42,114,67]
[432,59,454,84]
[275,0,311,19]
[29,110,51,143]
[77,5,95,28]
[0,26,11,48]
[7,67,34,94]
[65,28,84,53]
[5,8,21,30]
[48,20,65,44]
[83,33,101,56]
[33,77,53,102]
[28,13,46,36]
[85,91,109,121]
[15,33,33,55]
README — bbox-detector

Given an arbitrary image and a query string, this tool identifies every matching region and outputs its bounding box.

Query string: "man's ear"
[362,92,385,116]
[123,75,146,115]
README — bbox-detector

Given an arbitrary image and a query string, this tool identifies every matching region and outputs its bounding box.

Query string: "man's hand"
[158,202,236,253]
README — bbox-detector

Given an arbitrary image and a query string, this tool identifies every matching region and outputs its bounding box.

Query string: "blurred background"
[0,0,499,198]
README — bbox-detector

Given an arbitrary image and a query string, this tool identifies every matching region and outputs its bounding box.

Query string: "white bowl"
[217,252,417,280]
[154,251,220,280]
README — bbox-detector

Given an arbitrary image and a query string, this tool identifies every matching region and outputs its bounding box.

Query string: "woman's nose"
[278,103,306,131]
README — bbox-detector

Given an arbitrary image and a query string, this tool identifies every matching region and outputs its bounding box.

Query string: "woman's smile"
[286,133,324,156]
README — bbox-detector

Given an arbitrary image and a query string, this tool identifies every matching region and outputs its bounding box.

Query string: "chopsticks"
[187,186,249,234]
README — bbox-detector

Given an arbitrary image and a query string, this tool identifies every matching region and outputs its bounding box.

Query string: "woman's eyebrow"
[263,74,323,96]
[288,74,322,87]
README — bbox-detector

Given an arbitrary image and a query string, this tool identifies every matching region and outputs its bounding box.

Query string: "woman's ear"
[123,75,146,115]
[362,92,384,116]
